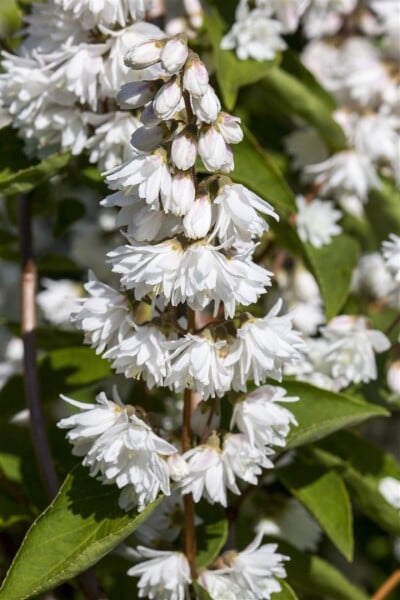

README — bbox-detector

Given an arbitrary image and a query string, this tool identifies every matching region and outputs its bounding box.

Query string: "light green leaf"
[0,151,71,196]
[303,233,360,320]
[196,503,228,569]
[282,542,369,600]
[260,68,346,151]
[278,462,353,560]
[284,381,389,449]
[271,581,299,599]
[311,431,400,536]
[0,466,163,600]
[205,9,281,110]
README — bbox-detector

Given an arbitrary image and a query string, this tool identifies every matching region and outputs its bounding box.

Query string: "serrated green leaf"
[205,9,281,110]
[0,151,70,196]
[271,581,299,599]
[281,541,369,600]
[302,234,361,320]
[0,466,163,600]
[260,68,346,151]
[196,502,228,569]
[283,381,389,449]
[312,431,400,536]
[278,462,353,560]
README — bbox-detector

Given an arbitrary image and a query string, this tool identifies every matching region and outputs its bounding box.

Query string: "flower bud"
[198,125,234,173]
[171,128,197,170]
[217,112,243,144]
[293,267,320,303]
[191,85,221,123]
[140,103,162,127]
[130,124,168,152]
[183,193,212,239]
[160,35,188,73]
[183,55,209,97]
[153,77,182,120]
[117,81,156,109]
[387,361,400,396]
[124,39,164,69]
[170,171,196,215]
[167,453,189,482]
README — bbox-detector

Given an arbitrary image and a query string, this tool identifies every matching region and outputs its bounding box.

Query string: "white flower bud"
[293,267,320,303]
[124,39,165,69]
[116,82,156,109]
[183,55,209,97]
[171,129,197,170]
[183,193,212,239]
[140,103,162,127]
[217,112,243,144]
[130,124,168,152]
[170,171,196,215]
[198,125,234,173]
[160,35,189,73]
[191,85,221,123]
[153,77,183,120]
[387,361,400,396]
[167,453,189,482]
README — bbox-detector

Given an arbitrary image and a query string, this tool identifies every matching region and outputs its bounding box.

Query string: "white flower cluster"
[56,22,303,599]
[0,0,156,169]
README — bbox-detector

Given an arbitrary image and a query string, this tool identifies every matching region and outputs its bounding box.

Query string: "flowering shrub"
[0,1,399,599]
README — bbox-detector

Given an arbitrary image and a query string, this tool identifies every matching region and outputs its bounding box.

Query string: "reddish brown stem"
[372,570,400,600]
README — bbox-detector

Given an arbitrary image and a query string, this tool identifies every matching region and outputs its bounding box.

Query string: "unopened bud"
[117,81,156,109]
[183,55,209,97]
[171,128,197,170]
[153,77,183,120]
[217,112,243,144]
[160,35,188,73]
[191,85,221,123]
[198,125,234,173]
[124,39,164,69]
[183,194,212,239]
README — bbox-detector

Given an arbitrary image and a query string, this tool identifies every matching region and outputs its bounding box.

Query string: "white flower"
[160,35,189,74]
[153,77,183,120]
[222,434,274,492]
[181,443,228,505]
[352,253,394,299]
[104,324,170,388]
[387,361,400,397]
[37,278,82,326]
[105,149,172,210]
[228,299,304,390]
[212,183,279,245]
[127,548,191,600]
[86,112,140,171]
[164,334,234,399]
[353,113,399,170]
[183,54,209,97]
[171,129,197,170]
[229,533,288,599]
[302,0,357,39]
[295,196,342,248]
[231,385,298,449]
[305,150,379,203]
[167,453,189,482]
[320,315,391,387]
[378,477,400,510]
[71,274,130,354]
[183,194,212,239]
[191,85,221,123]
[382,234,400,283]
[271,0,310,33]
[221,8,287,61]
[198,125,234,172]
[61,43,107,110]
[198,570,244,599]
[55,0,151,28]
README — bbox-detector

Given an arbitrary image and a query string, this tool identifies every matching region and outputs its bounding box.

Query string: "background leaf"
[0,151,71,196]
[196,502,228,569]
[0,466,163,600]
[271,581,299,599]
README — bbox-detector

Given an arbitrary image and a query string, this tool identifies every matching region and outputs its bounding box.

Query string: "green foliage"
[302,233,361,319]
[0,494,30,529]
[278,461,353,560]
[196,503,228,569]
[0,151,71,196]
[53,198,86,237]
[192,581,213,600]
[271,581,299,599]
[366,178,400,245]
[0,466,163,600]
[205,8,281,109]
[310,431,400,536]
[283,381,389,449]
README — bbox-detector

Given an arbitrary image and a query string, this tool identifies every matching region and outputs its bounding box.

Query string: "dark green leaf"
[37,254,80,274]
[278,461,353,560]
[0,466,163,600]
[192,581,213,600]
[271,581,299,599]
[0,494,30,530]
[205,9,281,109]
[283,381,389,449]
[311,431,400,536]
[0,151,71,196]
[53,198,86,237]
[366,178,400,245]
[196,503,228,569]
[302,234,361,320]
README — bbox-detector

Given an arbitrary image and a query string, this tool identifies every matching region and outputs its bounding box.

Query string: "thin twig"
[372,570,400,600]
[385,313,400,336]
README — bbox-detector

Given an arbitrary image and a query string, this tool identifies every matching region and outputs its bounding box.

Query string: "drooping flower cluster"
[56,22,306,599]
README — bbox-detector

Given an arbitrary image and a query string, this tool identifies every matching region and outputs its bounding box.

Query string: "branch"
[372,570,400,600]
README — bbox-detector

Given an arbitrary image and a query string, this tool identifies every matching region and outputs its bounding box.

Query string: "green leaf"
[283,381,389,449]
[281,542,369,600]
[53,198,86,237]
[366,178,400,245]
[260,68,346,151]
[0,151,71,196]
[192,581,213,600]
[0,0,22,39]
[231,129,296,217]
[196,503,228,569]
[278,461,353,560]
[311,431,400,536]
[205,9,281,110]
[302,234,361,320]
[271,581,299,599]
[0,466,163,600]
[0,494,30,530]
